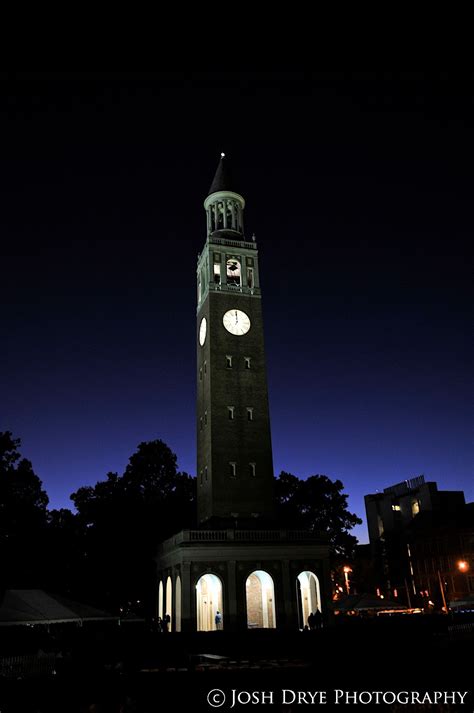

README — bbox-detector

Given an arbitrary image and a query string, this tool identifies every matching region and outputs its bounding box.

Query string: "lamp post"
[343,566,352,595]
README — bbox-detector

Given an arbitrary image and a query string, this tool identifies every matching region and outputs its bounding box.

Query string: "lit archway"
[158,580,163,620]
[196,574,223,631]
[296,571,322,629]
[166,576,173,630]
[246,570,276,629]
[175,575,182,632]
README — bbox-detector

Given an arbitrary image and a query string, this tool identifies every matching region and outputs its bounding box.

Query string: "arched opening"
[175,575,182,632]
[246,570,276,629]
[158,580,163,620]
[196,574,223,631]
[296,571,322,629]
[165,576,172,631]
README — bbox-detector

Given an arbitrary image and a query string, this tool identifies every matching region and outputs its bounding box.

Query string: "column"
[281,559,294,630]
[226,560,237,631]
[181,561,193,632]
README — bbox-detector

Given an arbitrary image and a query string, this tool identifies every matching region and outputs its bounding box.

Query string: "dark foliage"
[275,471,362,564]
[0,431,49,587]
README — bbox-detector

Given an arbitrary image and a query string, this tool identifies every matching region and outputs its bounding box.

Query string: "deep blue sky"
[1,73,472,543]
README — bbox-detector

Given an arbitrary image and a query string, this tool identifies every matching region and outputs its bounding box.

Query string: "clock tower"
[196,154,275,525]
[156,155,330,634]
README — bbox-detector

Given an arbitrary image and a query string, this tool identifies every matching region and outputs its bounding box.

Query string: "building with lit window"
[364,476,465,603]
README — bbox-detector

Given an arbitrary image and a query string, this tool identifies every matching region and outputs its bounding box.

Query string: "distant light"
[457,560,469,572]
[220,152,225,158]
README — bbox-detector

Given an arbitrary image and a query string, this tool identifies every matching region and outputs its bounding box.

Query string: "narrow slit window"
[247,407,253,421]
[205,466,208,481]
[244,357,251,369]
[200,417,203,431]
[228,406,235,420]
[204,411,208,425]
[229,462,236,477]
[226,355,233,368]
[204,361,207,374]
[200,469,203,485]
[199,368,203,381]
[249,462,256,477]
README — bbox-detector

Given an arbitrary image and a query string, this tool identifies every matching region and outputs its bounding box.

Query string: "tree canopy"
[275,471,361,562]
[0,431,49,587]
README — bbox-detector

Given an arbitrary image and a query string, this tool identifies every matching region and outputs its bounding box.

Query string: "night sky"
[1,73,472,544]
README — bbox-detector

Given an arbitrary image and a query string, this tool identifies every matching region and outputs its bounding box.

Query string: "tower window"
[229,462,236,478]
[226,355,233,368]
[226,256,241,286]
[228,406,235,420]
[244,357,251,369]
[204,411,208,425]
[247,267,254,289]
[204,361,207,374]
[247,407,254,421]
[249,462,256,477]
[214,263,221,284]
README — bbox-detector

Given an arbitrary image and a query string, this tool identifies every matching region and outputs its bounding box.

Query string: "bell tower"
[196,154,275,525]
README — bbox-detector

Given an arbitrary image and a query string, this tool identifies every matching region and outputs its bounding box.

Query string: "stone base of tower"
[156,528,331,633]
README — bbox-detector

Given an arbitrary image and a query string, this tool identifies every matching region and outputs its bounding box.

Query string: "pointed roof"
[208,153,236,195]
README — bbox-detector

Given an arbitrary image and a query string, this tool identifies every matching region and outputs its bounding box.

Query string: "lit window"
[229,462,236,477]
[244,357,251,369]
[226,256,241,286]
[226,355,233,368]
[392,504,401,511]
[228,406,235,420]
[412,500,420,516]
[249,462,256,477]
[247,407,253,421]
[214,263,221,284]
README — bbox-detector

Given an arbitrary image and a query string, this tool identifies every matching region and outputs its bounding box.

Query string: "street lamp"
[457,560,469,573]
[343,566,352,595]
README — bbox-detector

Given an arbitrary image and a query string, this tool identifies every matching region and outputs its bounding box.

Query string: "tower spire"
[205,154,245,238]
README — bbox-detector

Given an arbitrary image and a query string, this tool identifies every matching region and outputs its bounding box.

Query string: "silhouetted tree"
[275,471,361,565]
[0,431,49,587]
[69,439,196,613]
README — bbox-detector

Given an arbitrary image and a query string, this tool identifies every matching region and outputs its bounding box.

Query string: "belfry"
[156,155,330,632]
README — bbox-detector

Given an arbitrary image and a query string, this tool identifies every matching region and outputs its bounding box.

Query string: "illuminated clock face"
[199,317,207,346]
[223,309,251,336]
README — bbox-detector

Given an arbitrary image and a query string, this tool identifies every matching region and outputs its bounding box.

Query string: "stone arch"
[296,570,322,629]
[245,570,276,629]
[196,573,224,631]
[158,580,164,620]
[175,575,182,632]
[165,575,172,630]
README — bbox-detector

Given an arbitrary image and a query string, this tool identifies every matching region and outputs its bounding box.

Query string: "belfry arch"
[246,570,276,629]
[196,573,224,631]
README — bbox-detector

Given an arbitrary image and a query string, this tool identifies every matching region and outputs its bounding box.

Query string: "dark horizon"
[1,73,472,544]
